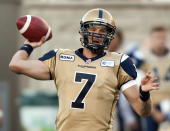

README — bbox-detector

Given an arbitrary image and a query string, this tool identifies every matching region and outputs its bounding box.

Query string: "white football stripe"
[19,15,32,34]
[45,27,51,41]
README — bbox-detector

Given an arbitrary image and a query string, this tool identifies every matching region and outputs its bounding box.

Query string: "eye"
[100,28,107,34]
[88,27,96,32]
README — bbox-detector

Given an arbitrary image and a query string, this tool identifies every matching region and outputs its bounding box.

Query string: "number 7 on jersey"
[71,72,96,109]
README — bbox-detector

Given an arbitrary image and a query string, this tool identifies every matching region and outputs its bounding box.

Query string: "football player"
[9,8,159,131]
[141,26,170,131]
[143,26,170,104]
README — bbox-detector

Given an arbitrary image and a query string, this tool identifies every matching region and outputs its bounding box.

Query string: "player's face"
[150,31,167,49]
[87,25,107,45]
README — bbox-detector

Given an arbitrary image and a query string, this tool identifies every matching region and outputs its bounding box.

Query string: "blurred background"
[0,0,170,131]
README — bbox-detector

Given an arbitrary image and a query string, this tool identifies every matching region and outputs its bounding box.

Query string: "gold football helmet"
[79,8,116,53]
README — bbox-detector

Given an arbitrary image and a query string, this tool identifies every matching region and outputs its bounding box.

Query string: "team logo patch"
[59,54,75,61]
[101,60,115,67]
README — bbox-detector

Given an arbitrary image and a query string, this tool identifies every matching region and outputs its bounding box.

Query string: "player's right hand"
[24,36,46,48]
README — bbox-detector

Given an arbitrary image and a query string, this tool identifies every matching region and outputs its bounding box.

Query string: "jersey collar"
[75,48,106,62]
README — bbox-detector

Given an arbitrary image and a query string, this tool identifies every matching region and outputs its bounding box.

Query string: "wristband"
[19,44,33,56]
[139,86,150,102]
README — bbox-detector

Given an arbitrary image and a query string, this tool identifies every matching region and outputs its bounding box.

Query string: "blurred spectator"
[108,29,123,52]
[141,26,170,131]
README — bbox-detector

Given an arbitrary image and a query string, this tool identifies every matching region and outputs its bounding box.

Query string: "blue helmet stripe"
[98,9,103,18]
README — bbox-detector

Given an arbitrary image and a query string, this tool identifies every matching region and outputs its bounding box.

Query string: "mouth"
[93,40,100,43]
[92,39,102,45]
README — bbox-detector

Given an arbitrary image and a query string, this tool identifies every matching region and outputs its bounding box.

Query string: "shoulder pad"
[39,49,58,61]
[120,54,137,79]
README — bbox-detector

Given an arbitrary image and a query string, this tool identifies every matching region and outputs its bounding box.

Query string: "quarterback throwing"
[9,8,159,131]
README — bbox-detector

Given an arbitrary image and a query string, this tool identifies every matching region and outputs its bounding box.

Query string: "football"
[16,15,52,42]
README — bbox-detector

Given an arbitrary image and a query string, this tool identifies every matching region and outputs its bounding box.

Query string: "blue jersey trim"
[120,57,137,79]
[39,50,57,61]
[75,48,106,62]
